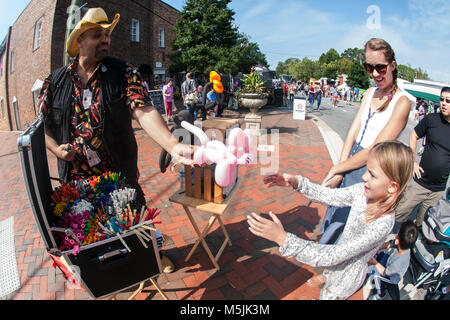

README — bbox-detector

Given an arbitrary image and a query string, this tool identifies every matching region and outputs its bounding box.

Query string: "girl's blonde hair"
[365,141,414,223]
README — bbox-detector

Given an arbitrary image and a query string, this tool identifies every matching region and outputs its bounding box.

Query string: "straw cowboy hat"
[66,7,120,57]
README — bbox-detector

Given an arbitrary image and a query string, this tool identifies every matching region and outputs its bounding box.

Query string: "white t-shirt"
[356,88,408,149]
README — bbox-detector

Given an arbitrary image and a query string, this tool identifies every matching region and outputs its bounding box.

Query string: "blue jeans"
[308,94,315,110]
[316,96,322,109]
[319,143,366,244]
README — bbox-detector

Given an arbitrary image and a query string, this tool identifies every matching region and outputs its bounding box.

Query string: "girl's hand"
[263,173,298,189]
[413,162,424,179]
[247,212,287,247]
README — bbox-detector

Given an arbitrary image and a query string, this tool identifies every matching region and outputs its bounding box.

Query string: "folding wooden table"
[169,178,242,270]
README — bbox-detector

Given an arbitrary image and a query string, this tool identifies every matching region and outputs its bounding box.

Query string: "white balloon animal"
[181,121,253,187]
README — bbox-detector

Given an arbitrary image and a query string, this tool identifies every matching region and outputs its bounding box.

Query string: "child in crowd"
[247,141,414,300]
[367,220,418,300]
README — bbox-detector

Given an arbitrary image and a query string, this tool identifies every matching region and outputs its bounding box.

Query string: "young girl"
[247,141,414,300]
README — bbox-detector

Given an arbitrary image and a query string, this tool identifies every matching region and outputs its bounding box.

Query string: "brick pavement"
[0,107,365,300]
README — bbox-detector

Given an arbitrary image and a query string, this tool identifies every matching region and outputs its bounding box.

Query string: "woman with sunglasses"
[317,38,411,248]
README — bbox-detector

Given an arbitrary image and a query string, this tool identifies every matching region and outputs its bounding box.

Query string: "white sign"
[156,61,162,68]
[293,97,306,120]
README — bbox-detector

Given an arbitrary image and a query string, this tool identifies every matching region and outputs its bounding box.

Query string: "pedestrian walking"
[163,78,175,121]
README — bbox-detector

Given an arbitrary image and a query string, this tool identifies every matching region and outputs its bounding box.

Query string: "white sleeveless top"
[355,88,408,149]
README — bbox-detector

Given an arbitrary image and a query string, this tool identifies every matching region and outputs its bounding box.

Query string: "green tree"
[347,62,370,89]
[397,64,429,82]
[319,48,340,64]
[276,58,300,75]
[341,48,364,63]
[291,58,321,82]
[170,0,266,75]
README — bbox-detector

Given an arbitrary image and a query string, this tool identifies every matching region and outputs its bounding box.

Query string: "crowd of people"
[274,80,364,110]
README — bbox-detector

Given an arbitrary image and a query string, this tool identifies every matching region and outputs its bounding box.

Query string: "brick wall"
[6,0,57,131]
[0,35,10,131]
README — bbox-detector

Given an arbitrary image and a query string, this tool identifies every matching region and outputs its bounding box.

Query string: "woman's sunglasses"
[363,63,389,75]
[440,97,450,104]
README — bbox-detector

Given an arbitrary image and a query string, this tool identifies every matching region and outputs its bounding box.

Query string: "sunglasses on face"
[440,97,450,104]
[363,63,389,75]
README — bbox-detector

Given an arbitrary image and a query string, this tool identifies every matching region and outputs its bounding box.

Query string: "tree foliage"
[277,47,427,89]
[170,0,267,75]
[347,62,370,89]
[397,64,429,82]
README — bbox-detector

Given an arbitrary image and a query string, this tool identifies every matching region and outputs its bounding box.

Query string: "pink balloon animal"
[181,121,253,187]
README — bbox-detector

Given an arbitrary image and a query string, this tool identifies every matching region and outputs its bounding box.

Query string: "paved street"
[0,103,426,301]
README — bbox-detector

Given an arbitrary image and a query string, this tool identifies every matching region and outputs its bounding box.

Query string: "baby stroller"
[403,187,450,300]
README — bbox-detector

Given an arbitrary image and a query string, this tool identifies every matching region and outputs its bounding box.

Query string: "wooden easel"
[103,277,169,300]
[169,178,242,270]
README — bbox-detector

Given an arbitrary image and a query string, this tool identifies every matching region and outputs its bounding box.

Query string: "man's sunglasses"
[440,97,450,104]
[363,63,389,75]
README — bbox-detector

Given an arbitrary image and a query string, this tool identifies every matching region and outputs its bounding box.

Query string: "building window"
[10,51,14,73]
[12,97,21,130]
[158,28,165,48]
[1,97,4,119]
[131,19,140,42]
[33,17,43,50]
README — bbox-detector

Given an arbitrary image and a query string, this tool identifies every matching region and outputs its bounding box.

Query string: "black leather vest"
[45,57,138,186]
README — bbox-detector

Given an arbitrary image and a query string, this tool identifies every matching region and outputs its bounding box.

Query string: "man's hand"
[170,143,196,166]
[413,161,424,179]
[56,143,76,161]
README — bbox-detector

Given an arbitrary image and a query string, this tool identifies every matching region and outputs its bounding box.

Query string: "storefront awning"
[405,89,440,104]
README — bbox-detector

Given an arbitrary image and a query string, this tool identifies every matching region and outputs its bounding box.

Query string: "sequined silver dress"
[279,176,394,300]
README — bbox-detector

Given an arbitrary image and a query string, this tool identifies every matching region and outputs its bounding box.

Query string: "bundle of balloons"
[181,120,254,187]
[209,71,223,94]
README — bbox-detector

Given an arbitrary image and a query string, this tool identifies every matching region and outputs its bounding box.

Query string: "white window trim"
[131,19,140,42]
[12,96,21,131]
[33,17,43,50]
[158,27,165,48]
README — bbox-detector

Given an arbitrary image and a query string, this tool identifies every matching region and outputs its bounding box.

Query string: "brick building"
[0,0,180,131]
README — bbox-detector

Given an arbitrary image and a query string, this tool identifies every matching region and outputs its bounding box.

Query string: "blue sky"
[2,0,449,83]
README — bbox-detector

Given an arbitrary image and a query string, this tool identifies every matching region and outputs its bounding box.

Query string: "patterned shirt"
[39,58,153,180]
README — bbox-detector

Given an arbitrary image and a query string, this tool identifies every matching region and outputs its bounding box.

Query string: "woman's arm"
[322,88,371,187]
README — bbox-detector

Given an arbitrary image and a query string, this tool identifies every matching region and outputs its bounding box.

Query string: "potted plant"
[236,66,268,114]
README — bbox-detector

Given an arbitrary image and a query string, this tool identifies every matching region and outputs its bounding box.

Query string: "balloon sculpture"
[180,121,254,187]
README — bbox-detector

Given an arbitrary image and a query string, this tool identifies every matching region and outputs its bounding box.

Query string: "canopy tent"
[405,89,440,104]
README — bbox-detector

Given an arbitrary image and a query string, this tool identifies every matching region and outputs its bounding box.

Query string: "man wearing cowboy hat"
[38,8,193,273]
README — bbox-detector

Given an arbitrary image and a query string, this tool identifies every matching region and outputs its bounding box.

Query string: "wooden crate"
[185,165,238,204]
[200,118,241,144]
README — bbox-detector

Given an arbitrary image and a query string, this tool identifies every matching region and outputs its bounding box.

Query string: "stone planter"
[238,93,268,134]
[238,93,268,114]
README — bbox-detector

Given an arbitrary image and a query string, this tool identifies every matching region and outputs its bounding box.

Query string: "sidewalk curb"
[309,113,343,165]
